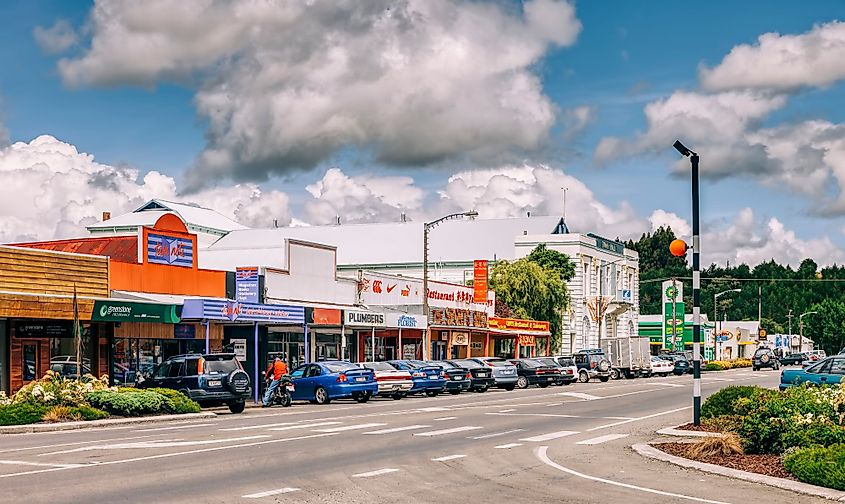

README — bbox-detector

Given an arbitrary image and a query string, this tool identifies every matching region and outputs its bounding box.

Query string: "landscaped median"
[703,358,752,371]
[643,383,845,497]
[0,370,205,430]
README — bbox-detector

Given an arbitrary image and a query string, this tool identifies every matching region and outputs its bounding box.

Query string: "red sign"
[488,317,550,333]
[473,260,488,304]
[310,308,342,325]
[518,335,536,346]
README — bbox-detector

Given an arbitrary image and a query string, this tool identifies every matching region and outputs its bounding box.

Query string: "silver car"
[467,357,518,390]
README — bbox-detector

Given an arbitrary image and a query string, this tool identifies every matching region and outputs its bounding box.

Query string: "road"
[0,368,822,504]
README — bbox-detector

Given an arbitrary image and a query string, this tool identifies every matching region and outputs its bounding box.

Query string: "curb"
[633,443,845,502]
[0,412,218,434]
[656,425,723,438]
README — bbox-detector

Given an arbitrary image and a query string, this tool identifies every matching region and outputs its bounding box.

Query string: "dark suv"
[752,347,781,371]
[573,349,611,383]
[138,353,252,413]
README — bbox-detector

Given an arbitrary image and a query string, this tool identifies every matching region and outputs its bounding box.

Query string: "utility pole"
[758,285,762,325]
[561,187,568,222]
[787,309,793,336]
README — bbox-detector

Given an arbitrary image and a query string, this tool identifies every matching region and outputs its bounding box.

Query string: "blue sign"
[236,267,260,303]
[181,299,305,324]
[147,233,193,268]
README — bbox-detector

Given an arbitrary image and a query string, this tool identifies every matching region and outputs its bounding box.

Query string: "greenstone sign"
[92,300,181,324]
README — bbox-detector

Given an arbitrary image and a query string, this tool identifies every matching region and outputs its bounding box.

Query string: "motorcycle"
[265,375,294,407]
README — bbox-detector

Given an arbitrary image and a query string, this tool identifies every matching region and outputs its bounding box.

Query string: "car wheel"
[561,380,571,386]
[228,401,245,414]
[425,390,439,397]
[477,386,489,393]
[449,389,461,395]
[517,376,529,389]
[578,370,590,383]
[599,376,610,382]
[752,367,758,371]
[610,368,620,380]
[314,386,331,405]
[391,393,404,400]
[504,385,516,391]
[355,393,370,403]
[538,383,550,388]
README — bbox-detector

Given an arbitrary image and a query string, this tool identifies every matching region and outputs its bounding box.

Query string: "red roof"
[13,236,138,263]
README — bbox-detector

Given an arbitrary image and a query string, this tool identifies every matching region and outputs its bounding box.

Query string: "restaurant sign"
[430,308,487,329]
[488,317,550,333]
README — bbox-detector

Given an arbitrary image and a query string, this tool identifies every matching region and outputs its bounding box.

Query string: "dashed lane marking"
[363,425,430,435]
[268,422,342,431]
[575,434,629,445]
[40,436,270,455]
[352,468,400,478]
[414,426,482,437]
[650,383,684,388]
[469,429,525,440]
[587,407,690,432]
[242,487,300,498]
[494,443,522,449]
[557,392,601,400]
[313,423,386,433]
[433,417,457,421]
[498,408,516,413]
[133,423,216,432]
[432,454,466,462]
[0,460,84,469]
[221,422,302,432]
[519,430,578,442]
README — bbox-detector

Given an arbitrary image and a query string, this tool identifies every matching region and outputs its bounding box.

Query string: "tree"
[804,299,845,355]
[527,244,576,282]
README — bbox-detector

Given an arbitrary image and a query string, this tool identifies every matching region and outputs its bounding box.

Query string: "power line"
[640,276,845,284]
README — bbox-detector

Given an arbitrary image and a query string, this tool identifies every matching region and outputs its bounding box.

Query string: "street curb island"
[0,412,218,435]
[632,443,845,502]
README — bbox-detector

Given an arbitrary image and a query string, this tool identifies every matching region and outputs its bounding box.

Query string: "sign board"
[12,320,74,338]
[309,308,342,325]
[173,324,196,339]
[231,338,247,361]
[488,317,551,333]
[452,332,469,345]
[470,341,483,351]
[181,299,304,324]
[661,280,685,351]
[384,313,428,330]
[588,233,625,255]
[430,308,488,329]
[359,271,495,315]
[403,344,416,360]
[473,260,488,304]
[235,267,260,303]
[344,310,386,327]
[621,289,632,304]
[758,329,768,340]
[518,335,536,346]
[146,232,193,268]
[92,300,182,324]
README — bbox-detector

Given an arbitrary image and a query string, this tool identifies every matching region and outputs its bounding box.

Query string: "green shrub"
[146,388,201,414]
[702,386,767,419]
[69,405,109,421]
[784,444,845,490]
[0,403,48,426]
[12,371,111,407]
[85,390,166,417]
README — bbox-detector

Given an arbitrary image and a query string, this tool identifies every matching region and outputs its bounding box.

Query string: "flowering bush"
[12,371,113,407]
[0,391,11,406]
[704,359,753,371]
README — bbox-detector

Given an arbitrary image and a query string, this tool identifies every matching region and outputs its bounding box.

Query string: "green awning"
[92,300,181,324]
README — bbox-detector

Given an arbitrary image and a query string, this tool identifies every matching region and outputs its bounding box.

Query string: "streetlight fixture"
[714,289,741,359]
[422,210,479,360]
[672,139,703,426]
[799,311,818,353]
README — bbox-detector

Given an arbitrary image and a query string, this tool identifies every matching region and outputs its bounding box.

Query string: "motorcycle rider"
[262,356,288,407]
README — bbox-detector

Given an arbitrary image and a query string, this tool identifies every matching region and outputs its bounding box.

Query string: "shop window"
[23,344,38,381]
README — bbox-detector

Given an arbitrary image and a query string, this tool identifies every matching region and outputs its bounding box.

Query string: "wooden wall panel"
[0,294,95,320]
[113,322,223,340]
[0,246,109,298]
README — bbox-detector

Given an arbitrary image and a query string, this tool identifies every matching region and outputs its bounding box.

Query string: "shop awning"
[182,298,305,324]
[92,299,181,324]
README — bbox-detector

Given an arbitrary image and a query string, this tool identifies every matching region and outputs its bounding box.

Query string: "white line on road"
[352,468,399,478]
[494,443,522,449]
[433,416,457,421]
[242,487,300,498]
[268,422,342,431]
[414,426,482,437]
[363,425,430,435]
[431,454,466,462]
[486,412,634,420]
[587,407,691,432]
[520,430,578,442]
[220,422,302,432]
[498,408,516,413]
[557,392,601,400]
[469,429,525,440]
[650,383,684,388]
[41,435,271,455]
[0,435,163,455]
[575,434,629,445]
[416,407,451,412]
[313,423,386,433]
[536,446,731,504]
[0,460,84,468]
[133,423,216,432]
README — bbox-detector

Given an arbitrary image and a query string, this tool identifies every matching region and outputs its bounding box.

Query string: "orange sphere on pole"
[669,239,688,257]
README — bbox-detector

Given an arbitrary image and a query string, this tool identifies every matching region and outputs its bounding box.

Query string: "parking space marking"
[133,423,216,433]
[268,421,342,431]
[433,416,457,421]
[242,487,300,498]
[352,468,399,478]
[575,434,629,445]
[469,429,525,440]
[431,454,466,462]
[557,392,601,400]
[587,406,690,432]
[363,425,430,435]
[494,443,522,449]
[414,426,482,437]
[519,430,578,442]
[313,423,386,433]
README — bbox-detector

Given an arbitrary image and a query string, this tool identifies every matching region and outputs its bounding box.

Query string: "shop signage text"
[232,338,247,361]
[182,299,305,324]
[345,311,386,327]
[147,233,193,268]
[360,271,495,316]
[473,259,488,304]
[589,233,625,255]
[236,267,260,303]
[384,313,428,330]
[452,332,469,345]
[518,335,536,346]
[488,317,550,333]
[92,300,182,324]
[430,308,487,329]
[12,320,73,338]
[309,308,342,325]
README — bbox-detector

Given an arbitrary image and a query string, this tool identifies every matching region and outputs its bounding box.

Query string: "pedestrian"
[262,356,288,407]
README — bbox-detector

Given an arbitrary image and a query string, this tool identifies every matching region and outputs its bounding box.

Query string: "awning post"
[253,322,259,404]
[204,320,210,354]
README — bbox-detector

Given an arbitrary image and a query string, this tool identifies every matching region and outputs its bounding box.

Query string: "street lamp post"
[799,311,818,353]
[673,140,703,425]
[714,289,741,359]
[423,210,479,360]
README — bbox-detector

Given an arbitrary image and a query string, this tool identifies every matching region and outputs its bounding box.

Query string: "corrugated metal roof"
[88,199,247,233]
[13,236,138,263]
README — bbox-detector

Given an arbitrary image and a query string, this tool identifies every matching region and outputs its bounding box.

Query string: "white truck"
[601,337,652,379]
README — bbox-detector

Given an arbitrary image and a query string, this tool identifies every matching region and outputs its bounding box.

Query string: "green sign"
[92,300,181,324]
[663,301,685,351]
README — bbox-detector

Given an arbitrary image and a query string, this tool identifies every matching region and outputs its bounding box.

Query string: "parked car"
[138,353,251,413]
[49,358,92,378]
[647,356,674,377]
[536,357,576,385]
[388,360,447,397]
[288,361,377,404]
[779,352,809,366]
[508,358,562,389]
[467,357,518,390]
[671,356,693,375]
[573,349,611,383]
[428,361,472,394]
[448,359,495,392]
[752,347,781,371]
[808,350,827,361]
[779,356,845,390]
[360,361,413,399]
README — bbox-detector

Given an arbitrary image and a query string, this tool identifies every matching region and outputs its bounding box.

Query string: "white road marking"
[486,412,633,420]
[42,435,270,455]
[545,402,564,407]
[431,454,466,462]
[242,487,300,498]
[363,425,430,435]
[469,429,525,440]
[0,460,83,468]
[495,443,522,449]
[268,422,341,431]
[415,426,482,437]
[498,408,516,413]
[417,407,451,412]
[650,383,684,388]
[313,423,386,433]
[352,468,399,478]
[0,435,162,455]
[433,416,457,421]
[575,434,630,445]
[536,446,731,504]
[703,378,735,382]
[520,430,578,442]
[133,423,215,432]
[220,422,302,432]
[557,392,601,400]
[588,407,691,432]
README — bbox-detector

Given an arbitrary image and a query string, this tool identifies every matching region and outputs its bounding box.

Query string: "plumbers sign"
[344,310,386,327]
[147,233,193,268]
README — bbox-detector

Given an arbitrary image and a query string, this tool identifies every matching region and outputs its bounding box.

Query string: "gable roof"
[12,236,138,263]
[87,199,247,234]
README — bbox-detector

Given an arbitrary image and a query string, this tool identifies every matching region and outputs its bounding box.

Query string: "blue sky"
[1,1,844,266]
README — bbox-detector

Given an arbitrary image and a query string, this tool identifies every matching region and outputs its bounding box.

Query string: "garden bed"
[675,422,719,432]
[654,442,793,479]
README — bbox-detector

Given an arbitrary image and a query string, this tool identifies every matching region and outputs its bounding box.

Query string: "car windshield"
[536,358,558,367]
[805,360,826,373]
[362,362,396,371]
[483,358,509,366]
[520,359,544,368]
[323,362,359,373]
[204,358,240,374]
[754,349,772,357]
[430,361,449,369]
[455,359,481,369]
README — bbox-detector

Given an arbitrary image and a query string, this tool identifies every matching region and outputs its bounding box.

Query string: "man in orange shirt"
[262,356,289,407]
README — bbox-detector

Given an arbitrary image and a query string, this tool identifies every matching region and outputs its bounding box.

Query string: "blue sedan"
[289,361,378,404]
[388,360,447,396]
[779,356,845,390]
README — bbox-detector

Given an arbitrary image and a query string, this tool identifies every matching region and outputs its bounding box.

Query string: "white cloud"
[649,209,690,238]
[58,0,582,187]
[0,135,291,242]
[33,20,79,54]
[561,105,595,139]
[700,21,845,92]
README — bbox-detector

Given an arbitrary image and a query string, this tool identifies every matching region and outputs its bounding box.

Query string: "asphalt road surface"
[0,368,824,504]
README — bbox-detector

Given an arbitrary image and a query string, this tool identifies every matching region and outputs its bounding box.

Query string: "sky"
[1,0,845,268]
